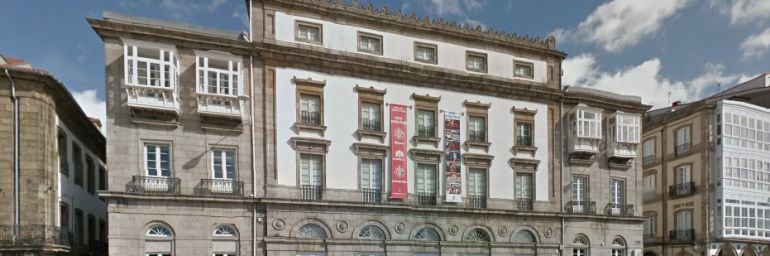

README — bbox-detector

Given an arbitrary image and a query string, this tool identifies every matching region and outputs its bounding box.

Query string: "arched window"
[514,230,537,243]
[465,228,491,242]
[357,225,386,240]
[611,237,626,256]
[213,225,237,237]
[212,225,238,256]
[297,224,327,239]
[414,227,441,241]
[145,224,173,256]
[573,235,589,256]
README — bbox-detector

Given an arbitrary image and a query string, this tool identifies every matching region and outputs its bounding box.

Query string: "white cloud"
[123,0,229,20]
[563,54,749,108]
[710,0,770,25]
[403,0,486,25]
[741,28,770,59]
[72,90,106,135]
[553,0,690,53]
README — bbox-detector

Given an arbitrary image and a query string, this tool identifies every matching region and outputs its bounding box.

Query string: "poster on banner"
[389,104,408,200]
[444,111,462,203]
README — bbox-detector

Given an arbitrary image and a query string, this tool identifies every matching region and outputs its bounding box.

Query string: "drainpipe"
[247,1,258,255]
[560,86,567,256]
[5,68,21,243]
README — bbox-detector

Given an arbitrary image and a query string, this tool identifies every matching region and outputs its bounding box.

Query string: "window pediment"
[289,137,331,153]
[353,143,388,157]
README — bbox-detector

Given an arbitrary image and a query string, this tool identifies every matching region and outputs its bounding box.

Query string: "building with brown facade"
[0,56,108,255]
[641,73,770,256]
[89,1,650,255]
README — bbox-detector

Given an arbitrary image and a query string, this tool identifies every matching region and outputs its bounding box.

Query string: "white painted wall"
[274,12,549,84]
[274,67,550,201]
[56,118,108,242]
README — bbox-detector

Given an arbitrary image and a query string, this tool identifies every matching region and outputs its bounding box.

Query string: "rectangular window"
[360,102,382,132]
[643,175,655,199]
[465,52,487,73]
[99,220,107,242]
[299,154,323,186]
[676,210,693,230]
[299,94,322,125]
[75,209,84,245]
[613,114,640,143]
[514,173,533,199]
[575,110,602,139]
[675,165,691,184]
[643,216,656,236]
[415,163,437,194]
[414,42,437,64]
[676,126,691,155]
[145,144,171,177]
[357,32,383,55]
[467,116,486,142]
[467,168,486,197]
[571,176,588,201]
[123,44,177,88]
[60,203,69,229]
[87,157,95,194]
[360,158,382,190]
[514,61,534,79]
[73,144,83,187]
[416,109,436,137]
[516,122,533,147]
[58,129,68,176]
[212,148,236,179]
[98,167,107,191]
[196,56,241,97]
[643,139,655,164]
[296,21,322,44]
[610,179,625,205]
[87,214,96,243]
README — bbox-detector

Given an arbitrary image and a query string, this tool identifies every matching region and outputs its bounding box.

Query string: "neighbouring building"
[89,1,649,255]
[0,56,108,255]
[641,73,770,256]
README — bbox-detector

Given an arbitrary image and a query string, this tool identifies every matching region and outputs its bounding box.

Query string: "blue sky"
[3,0,770,128]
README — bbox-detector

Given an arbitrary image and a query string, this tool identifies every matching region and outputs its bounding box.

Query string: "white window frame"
[467,168,486,197]
[514,172,533,200]
[643,139,655,158]
[123,40,177,88]
[415,163,437,194]
[676,126,691,147]
[676,210,693,231]
[299,154,323,186]
[610,179,625,205]
[360,158,382,190]
[675,165,691,184]
[299,94,321,114]
[613,114,640,143]
[575,109,602,139]
[211,148,236,180]
[572,176,588,202]
[357,32,383,55]
[145,144,171,177]
[195,52,242,97]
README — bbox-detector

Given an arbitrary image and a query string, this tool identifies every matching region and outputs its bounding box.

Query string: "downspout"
[5,68,20,243]
[247,1,257,256]
[559,86,567,256]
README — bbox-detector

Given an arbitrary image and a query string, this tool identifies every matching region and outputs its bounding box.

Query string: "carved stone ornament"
[272,219,286,230]
[544,227,553,238]
[498,226,508,237]
[336,221,349,233]
[394,222,406,234]
[448,225,459,236]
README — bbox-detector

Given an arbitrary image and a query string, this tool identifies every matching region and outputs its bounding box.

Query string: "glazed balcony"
[669,182,696,197]
[125,176,180,195]
[0,225,71,248]
[125,84,179,113]
[565,201,596,214]
[604,203,634,216]
[197,93,245,119]
[194,179,244,197]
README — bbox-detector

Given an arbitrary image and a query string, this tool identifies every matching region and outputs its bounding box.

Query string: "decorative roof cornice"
[266,0,564,57]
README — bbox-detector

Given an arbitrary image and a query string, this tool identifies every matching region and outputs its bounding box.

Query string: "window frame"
[467,167,488,198]
[465,51,488,73]
[571,175,590,202]
[675,125,692,155]
[293,78,326,132]
[513,107,538,153]
[359,157,384,191]
[210,147,237,180]
[355,86,386,138]
[297,153,325,188]
[122,40,177,88]
[675,164,692,185]
[98,166,107,191]
[513,60,534,79]
[73,143,83,187]
[413,94,441,141]
[609,178,626,205]
[144,142,172,178]
[574,108,602,139]
[195,52,242,97]
[86,157,96,194]
[611,114,641,143]
[58,129,68,176]
[414,162,438,195]
[414,42,438,64]
[357,31,383,55]
[295,20,323,45]
[643,138,655,158]
[514,171,534,200]
[675,209,693,231]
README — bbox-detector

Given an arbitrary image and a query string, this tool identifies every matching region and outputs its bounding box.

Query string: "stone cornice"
[263,0,566,58]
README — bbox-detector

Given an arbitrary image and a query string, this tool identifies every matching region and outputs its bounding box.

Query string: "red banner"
[389,104,408,200]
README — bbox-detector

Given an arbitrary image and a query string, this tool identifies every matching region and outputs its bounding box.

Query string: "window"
[572,235,589,256]
[147,225,172,237]
[299,94,322,126]
[360,158,382,191]
[357,32,383,55]
[295,21,322,44]
[467,168,486,198]
[98,167,107,191]
[299,154,323,187]
[213,225,237,237]
[99,220,107,242]
[146,224,173,256]
[196,55,241,97]
[73,144,83,186]
[466,51,487,73]
[145,144,171,177]
[297,224,327,239]
[75,209,84,245]
[675,165,691,185]
[514,61,534,79]
[58,129,68,176]
[212,148,236,180]
[572,176,588,202]
[467,116,486,142]
[514,230,536,243]
[88,214,96,244]
[124,43,177,88]
[465,228,491,242]
[516,122,533,147]
[610,179,625,205]
[414,227,441,241]
[675,126,691,155]
[676,210,693,231]
[87,157,95,194]
[357,225,386,240]
[416,109,436,137]
[294,78,326,130]
[611,237,626,256]
[612,114,640,143]
[360,102,382,132]
[514,173,533,200]
[575,109,602,139]
[643,139,655,166]
[643,175,655,200]
[415,163,437,195]
[643,215,656,238]
[59,203,69,230]
[414,42,437,64]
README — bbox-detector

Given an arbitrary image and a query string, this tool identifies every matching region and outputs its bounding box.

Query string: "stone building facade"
[89,1,649,255]
[0,60,108,255]
[641,73,770,256]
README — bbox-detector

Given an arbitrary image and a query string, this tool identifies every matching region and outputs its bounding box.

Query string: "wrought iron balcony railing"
[301,185,322,200]
[467,130,485,142]
[299,111,321,126]
[675,143,690,156]
[565,201,596,214]
[604,203,634,216]
[643,155,655,167]
[669,229,694,242]
[417,126,435,138]
[0,225,71,247]
[516,136,533,147]
[468,195,486,209]
[126,176,180,195]
[669,182,696,197]
[194,179,244,197]
[361,188,381,203]
[516,198,533,211]
[361,119,381,132]
[416,192,437,206]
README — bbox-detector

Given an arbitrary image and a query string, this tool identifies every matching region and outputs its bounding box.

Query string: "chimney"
[89,117,102,130]
[672,101,682,107]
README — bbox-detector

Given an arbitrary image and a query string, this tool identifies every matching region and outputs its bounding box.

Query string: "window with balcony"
[671,164,694,197]
[123,42,178,111]
[355,86,386,139]
[514,61,534,79]
[415,163,437,205]
[295,21,322,44]
[87,157,95,194]
[643,213,656,242]
[197,148,241,196]
[357,32,383,55]
[73,144,83,187]
[466,51,487,73]
[146,144,171,178]
[414,42,437,64]
[514,172,533,211]
[416,109,436,137]
[608,179,628,216]
[673,210,693,242]
[513,107,537,154]
[569,176,594,214]
[675,126,691,156]
[569,106,602,161]
[643,174,655,201]
[516,122,533,147]
[360,158,382,203]
[608,113,640,160]
[58,129,68,176]
[294,77,326,133]
[130,143,178,194]
[299,154,323,200]
[467,116,486,142]
[413,94,440,144]
[467,168,486,208]
[300,94,322,125]
[360,103,381,131]
[643,139,655,167]
[195,54,243,118]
